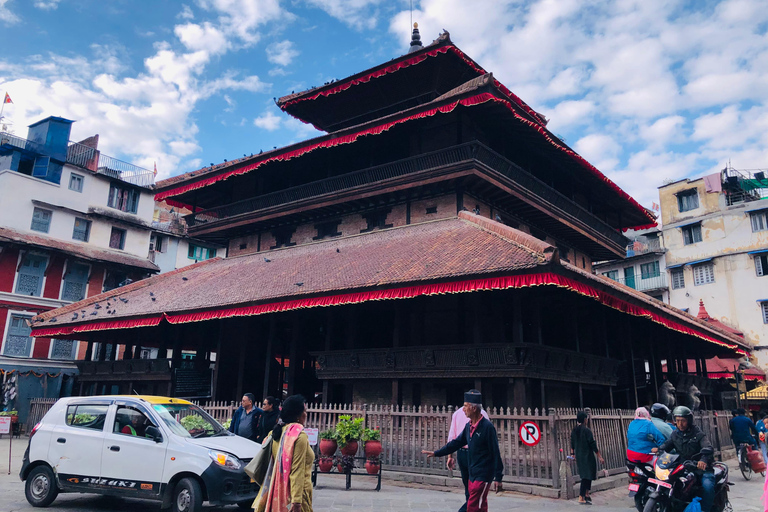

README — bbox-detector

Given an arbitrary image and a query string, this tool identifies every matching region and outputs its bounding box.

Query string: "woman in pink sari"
[254,395,314,512]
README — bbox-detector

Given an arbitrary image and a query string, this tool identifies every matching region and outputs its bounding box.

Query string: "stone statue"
[659,381,676,409]
[686,385,702,411]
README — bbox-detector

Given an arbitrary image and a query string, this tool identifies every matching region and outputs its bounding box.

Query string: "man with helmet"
[650,403,673,440]
[653,406,715,512]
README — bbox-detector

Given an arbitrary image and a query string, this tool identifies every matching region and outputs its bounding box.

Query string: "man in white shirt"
[446,390,489,512]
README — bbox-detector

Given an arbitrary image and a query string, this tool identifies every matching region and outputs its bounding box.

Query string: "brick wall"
[410,194,457,224]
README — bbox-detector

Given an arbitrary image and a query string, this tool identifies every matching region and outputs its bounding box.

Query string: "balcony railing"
[626,238,663,256]
[0,132,154,188]
[603,273,668,292]
[67,141,155,188]
[185,141,627,248]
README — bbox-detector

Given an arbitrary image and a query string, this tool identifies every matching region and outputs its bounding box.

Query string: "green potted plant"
[318,457,334,472]
[319,428,337,457]
[362,427,382,458]
[335,415,364,456]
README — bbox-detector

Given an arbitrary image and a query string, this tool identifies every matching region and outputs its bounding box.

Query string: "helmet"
[672,406,693,423]
[651,403,670,420]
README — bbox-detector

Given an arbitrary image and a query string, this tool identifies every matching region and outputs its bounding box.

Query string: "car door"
[48,401,110,489]
[100,402,167,496]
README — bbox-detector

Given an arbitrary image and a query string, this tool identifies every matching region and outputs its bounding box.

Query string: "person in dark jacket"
[255,396,281,443]
[729,408,758,449]
[422,390,503,512]
[653,406,715,512]
[229,392,262,443]
[570,410,605,505]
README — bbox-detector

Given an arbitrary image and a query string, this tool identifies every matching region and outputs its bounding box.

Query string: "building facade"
[31,30,750,410]
[660,168,768,367]
[0,117,157,419]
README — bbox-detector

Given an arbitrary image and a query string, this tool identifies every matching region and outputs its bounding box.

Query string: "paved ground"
[0,436,763,511]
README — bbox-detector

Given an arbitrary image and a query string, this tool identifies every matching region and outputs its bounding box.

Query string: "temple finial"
[408,22,423,53]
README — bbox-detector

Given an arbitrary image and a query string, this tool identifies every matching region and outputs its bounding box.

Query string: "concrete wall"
[0,167,154,259]
[659,179,768,367]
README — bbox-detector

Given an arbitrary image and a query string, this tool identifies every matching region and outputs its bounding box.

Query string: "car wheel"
[172,477,203,512]
[25,465,59,507]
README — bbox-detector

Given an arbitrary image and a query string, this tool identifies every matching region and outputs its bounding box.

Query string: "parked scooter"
[627,457,656,511]
[642,451,731,512]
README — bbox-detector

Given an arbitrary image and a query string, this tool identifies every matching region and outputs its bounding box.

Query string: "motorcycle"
[642,451,732,512]
[627,457,656,512]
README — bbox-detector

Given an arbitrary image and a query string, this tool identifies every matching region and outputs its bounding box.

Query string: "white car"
[20,395,261,512]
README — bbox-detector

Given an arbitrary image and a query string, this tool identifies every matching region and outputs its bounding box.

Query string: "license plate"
[648,478,672,489]
[628,483,640,492]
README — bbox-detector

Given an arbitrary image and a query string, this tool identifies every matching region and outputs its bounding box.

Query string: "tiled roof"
[0,226,159,272]
[31,212,554,327]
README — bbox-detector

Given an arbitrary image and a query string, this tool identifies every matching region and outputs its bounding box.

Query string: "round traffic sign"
[519,421,541,446]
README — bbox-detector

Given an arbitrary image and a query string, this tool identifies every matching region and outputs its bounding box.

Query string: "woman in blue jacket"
[756,415,768,464]
[626,407,664,463]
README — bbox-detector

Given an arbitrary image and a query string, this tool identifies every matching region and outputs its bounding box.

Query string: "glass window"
[103,270,129,292]
[751,210,768,233]
[188,244,215,261]
[113,406,157,438]
[107,184,140,214]
[32,156,50,177]
[69,173,84,192]
[2,314,33,357]
[682,224,702,245]
[671,268,685,289]
[72,217,91,242]
[677,190,699,212]
[756,254,768,277]
[15,253,47,296]
[30,207,52,233]
[602,270,619,281]
[640,261,660,279]
[65,404,109,430]
[109,227,126,250]
[62,261,89,302]
[693,263,715,286]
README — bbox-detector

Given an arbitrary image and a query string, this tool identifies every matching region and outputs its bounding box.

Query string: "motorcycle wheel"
[634,493,646,512]
[642,496,667,512]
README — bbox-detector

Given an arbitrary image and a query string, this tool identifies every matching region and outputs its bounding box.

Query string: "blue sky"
[1,0,767,210]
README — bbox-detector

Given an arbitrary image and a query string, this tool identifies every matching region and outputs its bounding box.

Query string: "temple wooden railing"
[75,358,173,382]
[184,141,628,249]
[312,343,621,385]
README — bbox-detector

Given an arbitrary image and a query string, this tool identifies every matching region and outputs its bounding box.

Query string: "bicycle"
[737,443,765,480]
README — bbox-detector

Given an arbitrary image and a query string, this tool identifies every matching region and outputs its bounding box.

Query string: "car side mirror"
[145,425,163,443]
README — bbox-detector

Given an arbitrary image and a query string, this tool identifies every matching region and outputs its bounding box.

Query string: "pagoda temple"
[30,28,750,410]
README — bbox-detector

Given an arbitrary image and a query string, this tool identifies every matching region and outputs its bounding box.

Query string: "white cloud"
[266,41,299,67]
[33,0,60,10]
[178,4,194,20]
[304,0,381,30]
[574,133,621,172]
[0,0,19,24]
[639,116,686,149]
[546,100,595,130]
[175,22,230,55]
[253,109,282,131]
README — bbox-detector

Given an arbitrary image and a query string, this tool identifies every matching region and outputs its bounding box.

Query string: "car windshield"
[152,403,229,438]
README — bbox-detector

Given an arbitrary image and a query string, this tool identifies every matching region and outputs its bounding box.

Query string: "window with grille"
[640,261,660,279]
[3,314,33,357]
[107,184,140,214]
[51,339,76,359]
[109,227,126,250]
[72,217,91,242]
[69,173,84,192]
[677,190,699,212]
[751,210,768,233]
[763,302,768,324]
[682,224,702,245]
[14,253,47,296]
[756,254,768,277]
[671,268,685,289]
[693,263,715,286]
[30,207,52,233]
[62,262,89,302]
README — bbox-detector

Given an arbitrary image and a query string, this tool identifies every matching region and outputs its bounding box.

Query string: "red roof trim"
[278,44,547,128]
[156,92,654,227]
[33,272,743,354]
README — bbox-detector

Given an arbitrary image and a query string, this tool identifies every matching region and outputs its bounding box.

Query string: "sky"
[0,0,767,211]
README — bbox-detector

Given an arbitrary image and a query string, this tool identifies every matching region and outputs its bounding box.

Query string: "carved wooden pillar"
[108,342,117,362]
[628,329,639,408]
[262,316,276,399]
[84,335,93,361]
[97,341,107,361]
[287,312,300,396]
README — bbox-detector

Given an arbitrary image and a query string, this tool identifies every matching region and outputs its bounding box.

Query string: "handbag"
[244,434,274,486]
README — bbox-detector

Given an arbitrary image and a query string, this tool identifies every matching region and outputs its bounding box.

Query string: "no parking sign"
[519,421,541,446]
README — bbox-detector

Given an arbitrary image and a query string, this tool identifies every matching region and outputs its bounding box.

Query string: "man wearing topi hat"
[422,390,503,512]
